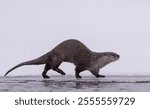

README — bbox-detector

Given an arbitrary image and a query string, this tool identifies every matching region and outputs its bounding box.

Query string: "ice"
[0,75,150,92]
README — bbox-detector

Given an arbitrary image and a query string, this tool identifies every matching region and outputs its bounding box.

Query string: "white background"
[0,0,150,76]
[0,92,148,109]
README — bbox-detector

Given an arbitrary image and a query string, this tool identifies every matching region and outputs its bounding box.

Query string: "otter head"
[92,52,120,68]
[101,52,120,63]
[94,52,120,68]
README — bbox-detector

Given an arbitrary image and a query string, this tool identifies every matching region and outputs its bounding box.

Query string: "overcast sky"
[0,0,150,76]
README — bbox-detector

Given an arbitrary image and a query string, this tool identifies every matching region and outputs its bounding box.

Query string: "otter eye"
[104,53,107,56]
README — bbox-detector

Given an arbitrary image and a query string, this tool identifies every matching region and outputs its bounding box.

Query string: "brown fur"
[5,39,120,78]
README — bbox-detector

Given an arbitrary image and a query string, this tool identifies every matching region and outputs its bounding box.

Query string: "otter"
[4,39,120,78]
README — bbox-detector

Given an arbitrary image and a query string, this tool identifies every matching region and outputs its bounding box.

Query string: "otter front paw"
[76,75,82,78]
[42,75,50,79]
[96,75,105,78]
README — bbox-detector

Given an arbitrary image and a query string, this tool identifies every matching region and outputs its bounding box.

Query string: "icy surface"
[0,75,150,92]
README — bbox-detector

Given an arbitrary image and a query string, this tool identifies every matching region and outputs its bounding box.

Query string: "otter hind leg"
[51,61,66,75]
[42,64,51,79]
[53,67,66,75]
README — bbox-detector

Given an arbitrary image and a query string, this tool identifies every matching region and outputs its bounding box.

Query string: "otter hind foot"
[61,72,66,75]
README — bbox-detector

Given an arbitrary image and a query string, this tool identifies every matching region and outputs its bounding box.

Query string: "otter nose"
[117,54,120,58]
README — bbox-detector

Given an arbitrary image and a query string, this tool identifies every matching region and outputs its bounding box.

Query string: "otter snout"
[114,54,120,61]
[110,53,120,61]
[116,54,120,59]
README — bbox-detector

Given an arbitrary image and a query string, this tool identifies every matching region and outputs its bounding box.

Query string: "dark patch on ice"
[135,81,150,83]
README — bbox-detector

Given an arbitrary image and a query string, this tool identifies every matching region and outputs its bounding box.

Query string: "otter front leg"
[75,66,84,78]
[42,64,51,79]
[90,70,105,78]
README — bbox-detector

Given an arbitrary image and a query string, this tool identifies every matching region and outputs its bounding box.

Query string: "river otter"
[4,39,120,78]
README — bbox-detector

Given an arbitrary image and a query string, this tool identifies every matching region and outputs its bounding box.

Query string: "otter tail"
[4,56,47,76]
